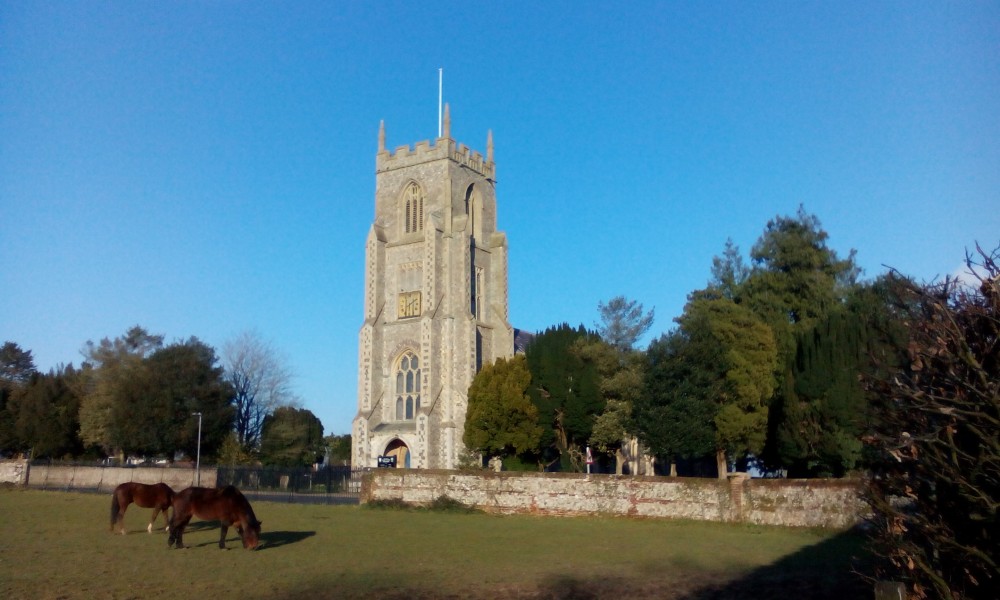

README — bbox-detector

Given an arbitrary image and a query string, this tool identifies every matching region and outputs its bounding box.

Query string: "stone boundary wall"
[363,469,864,528]
[0,460,216,492]
[0,460,28,485]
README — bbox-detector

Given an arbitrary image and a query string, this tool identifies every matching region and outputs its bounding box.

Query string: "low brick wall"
[363,469,864,528]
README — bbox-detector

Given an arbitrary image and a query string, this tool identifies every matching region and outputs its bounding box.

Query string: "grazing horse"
[110,482,174,535]
[168,485,262,550]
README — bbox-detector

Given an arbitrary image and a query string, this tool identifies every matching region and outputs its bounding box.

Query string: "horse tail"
[110,492,120,530]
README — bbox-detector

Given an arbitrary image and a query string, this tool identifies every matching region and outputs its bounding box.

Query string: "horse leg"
[169,516,191,549]
[218,523,229,549]
[117,502,129,535]
[147,507,160,533]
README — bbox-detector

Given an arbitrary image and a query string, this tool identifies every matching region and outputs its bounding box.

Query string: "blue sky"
[2,2,998,436]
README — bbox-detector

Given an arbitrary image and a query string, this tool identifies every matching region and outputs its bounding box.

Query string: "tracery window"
[403,182,424,234]
[394,350,421,420]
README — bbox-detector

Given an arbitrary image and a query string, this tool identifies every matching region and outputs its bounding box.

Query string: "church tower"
[353,106,514,469]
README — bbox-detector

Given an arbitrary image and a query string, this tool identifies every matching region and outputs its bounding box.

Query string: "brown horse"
[110,482,174,535]
[168,485,262,550]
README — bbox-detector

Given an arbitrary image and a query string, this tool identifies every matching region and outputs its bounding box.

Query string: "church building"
[352,106,514,469]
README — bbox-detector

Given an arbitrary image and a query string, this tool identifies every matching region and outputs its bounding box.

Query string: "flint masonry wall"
[363,469,864,528]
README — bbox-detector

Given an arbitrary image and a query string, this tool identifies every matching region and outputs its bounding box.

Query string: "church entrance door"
[384,439,410,468]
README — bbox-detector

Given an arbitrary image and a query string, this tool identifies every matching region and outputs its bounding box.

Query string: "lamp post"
[192,412,202,486]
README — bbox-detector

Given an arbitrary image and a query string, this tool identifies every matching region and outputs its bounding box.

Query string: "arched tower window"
[394,350,421,420]
[464,184,482,241]
[403,182,424,234]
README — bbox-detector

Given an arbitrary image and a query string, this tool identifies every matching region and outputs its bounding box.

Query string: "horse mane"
[220,485,259,525]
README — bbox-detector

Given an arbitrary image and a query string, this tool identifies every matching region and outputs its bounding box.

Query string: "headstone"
[874,581,906,600]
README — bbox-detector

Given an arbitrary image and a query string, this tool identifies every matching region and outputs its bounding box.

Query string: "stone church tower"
[353,106,514,469]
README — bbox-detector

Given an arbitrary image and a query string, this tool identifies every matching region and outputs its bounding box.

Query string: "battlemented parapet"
[375,105,495,179]
[377,138,495,180]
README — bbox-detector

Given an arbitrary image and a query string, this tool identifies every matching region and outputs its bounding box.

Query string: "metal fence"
[216,465,366,505]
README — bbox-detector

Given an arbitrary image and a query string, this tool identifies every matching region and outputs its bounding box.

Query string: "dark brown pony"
[168,485,262,550]
[110,482,174,535]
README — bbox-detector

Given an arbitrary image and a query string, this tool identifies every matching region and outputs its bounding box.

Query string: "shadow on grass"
[168,521,315,550]
[669,527,871,600]
[262,527,871,600]
[258,529,315,550]
[529,527,872,600]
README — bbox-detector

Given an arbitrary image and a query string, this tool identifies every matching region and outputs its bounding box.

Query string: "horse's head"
[241,519,262,550]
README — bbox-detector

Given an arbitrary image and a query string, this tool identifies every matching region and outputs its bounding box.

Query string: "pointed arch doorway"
[384,439,410,468]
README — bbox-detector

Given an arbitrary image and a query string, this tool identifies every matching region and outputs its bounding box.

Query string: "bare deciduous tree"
[864,245,999,600]
[222,330,297,452]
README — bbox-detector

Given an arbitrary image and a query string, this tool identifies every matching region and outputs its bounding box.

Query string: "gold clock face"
[398,291,421,318]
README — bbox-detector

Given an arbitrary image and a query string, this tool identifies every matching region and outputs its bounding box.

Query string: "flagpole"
[438,68,443,137]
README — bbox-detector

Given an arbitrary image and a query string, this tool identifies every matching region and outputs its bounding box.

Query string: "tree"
[737,207,866,475]
[772,279,902,476]
[78,326,163,457]
[863,247,999,600]
[635,329,717,475]
[1,341,37,385]
[0,341,37,453]
[217,432,257,466]
[140,338,234,461]
[7,366,83,459]
[525,324,604,471]
[595,296,655,353]
[744,206,860,356]
[78,328,232,461]
[464,355,541,464]
[588,397,633,472]
[709,237,750,301]
[644,294,778,478]
[585,296,654,473]
[324,434,352,466]
[259,406,324,467]
[575,336,646,473]
[222,330,297,452]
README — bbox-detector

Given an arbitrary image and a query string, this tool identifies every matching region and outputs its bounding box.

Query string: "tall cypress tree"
[525,323,603,471]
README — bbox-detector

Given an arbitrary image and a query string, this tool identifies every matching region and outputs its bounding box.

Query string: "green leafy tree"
[864,247,999,600]
[8,366,84,459]
[78,329,232,461]
[525,324,604,471]
[588,397,632,472]
[585,296,654,472]
[141,338,234,461]
[324,434,352,466]
[635,329,717,475]
[78,326,163,457]
[464,355,541,464]
[709,237,750,301]
[259,406,324,467]
[596,296,655,353]
[733,208,867,475]
[0,341,38,453]
[773,279,902,476]
[642,294,778,477]
[217,432,257,466]
[747,206,860,330]
[1,341,37,385]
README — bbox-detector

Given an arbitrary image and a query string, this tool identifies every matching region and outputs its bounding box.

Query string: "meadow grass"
[0,487,868,599]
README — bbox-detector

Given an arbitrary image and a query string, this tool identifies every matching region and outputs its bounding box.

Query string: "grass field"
[0,487,870,599]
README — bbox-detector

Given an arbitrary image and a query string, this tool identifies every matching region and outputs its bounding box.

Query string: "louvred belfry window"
[403,182,423,234]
